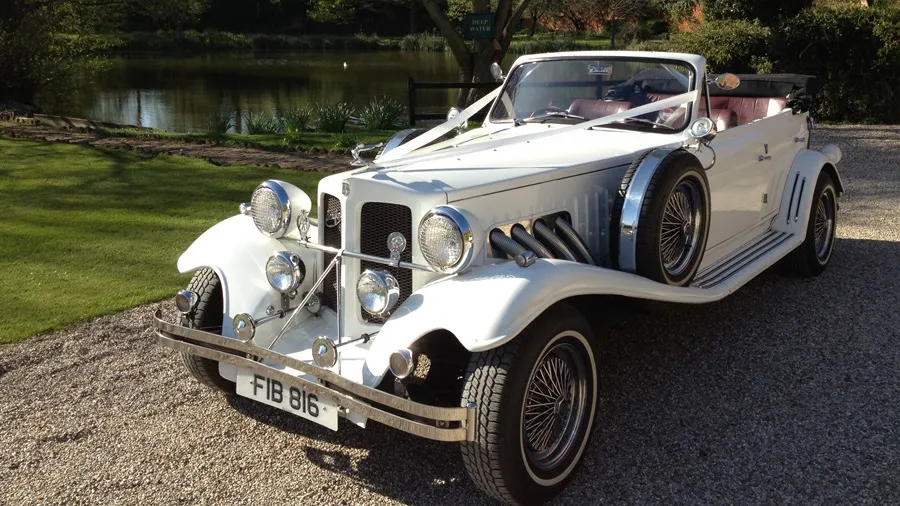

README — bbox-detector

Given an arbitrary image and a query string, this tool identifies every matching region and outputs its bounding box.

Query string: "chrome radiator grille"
[359,202,412,322]
[321,193,342,312]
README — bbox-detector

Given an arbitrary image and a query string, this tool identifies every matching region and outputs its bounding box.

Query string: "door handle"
[758,154,772,162]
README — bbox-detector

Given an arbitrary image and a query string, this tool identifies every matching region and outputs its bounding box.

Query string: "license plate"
[235,368,339,431]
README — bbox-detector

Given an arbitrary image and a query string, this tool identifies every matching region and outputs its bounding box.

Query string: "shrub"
[769,7,900,122]
[358,96,406,130]
[332,133,360,152]
[399,33,447,52]
[315,102,354,133]
[669,19,772,73]
[280,107,313,143]
[206,109,233,135]
[244,110,279,134]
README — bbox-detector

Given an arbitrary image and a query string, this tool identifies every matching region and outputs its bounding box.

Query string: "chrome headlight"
[417,206,474,274]
[266,251,305,293]
[251,181,291,237]
[357,269,400,316]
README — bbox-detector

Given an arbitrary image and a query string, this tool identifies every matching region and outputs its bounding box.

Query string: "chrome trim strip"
[692,231,790,288]
[298,240,438,273]
[618,148,677,273]
[786,173,800,224]
[154,310,473,441]
[795,177,806,222]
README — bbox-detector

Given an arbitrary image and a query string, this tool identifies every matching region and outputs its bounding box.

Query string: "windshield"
[490,58,696,131]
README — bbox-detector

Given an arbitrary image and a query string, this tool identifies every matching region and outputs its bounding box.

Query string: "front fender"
[177,215,319,337]
[364,259,724,379]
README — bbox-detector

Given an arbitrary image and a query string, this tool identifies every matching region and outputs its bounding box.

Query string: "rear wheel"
[180,268,234,392]
[460,305,598,505]
[783,171,837,277]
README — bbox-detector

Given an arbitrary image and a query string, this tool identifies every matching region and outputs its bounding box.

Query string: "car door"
[756,110,808,217]
[704,120,771,249]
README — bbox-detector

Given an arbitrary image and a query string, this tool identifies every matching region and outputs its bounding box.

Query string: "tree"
[422,0,532,105]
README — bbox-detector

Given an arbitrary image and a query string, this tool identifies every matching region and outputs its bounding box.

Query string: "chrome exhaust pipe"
[533,219,577,262]
[555,217,595,265]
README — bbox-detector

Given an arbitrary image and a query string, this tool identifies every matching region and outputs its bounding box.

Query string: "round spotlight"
[266,252,305,293]
[356,269,400,317]
[389,348,415,379]
[174,290,198,314]
[312,337,337,368]
[232,313,256,342]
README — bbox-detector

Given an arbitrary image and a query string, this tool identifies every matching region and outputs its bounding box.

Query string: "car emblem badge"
[325,208,341,228]
[342,180,350,196]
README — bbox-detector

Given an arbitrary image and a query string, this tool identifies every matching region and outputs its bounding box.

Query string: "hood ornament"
[351,142,385,168]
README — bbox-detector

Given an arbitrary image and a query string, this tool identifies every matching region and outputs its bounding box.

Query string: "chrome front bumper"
[153,310,475,442]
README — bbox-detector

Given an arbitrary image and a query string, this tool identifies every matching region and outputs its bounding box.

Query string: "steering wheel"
[530,105,567,117]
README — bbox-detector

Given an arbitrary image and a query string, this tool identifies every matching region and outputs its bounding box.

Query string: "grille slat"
[321,194,342,312]
[359,203,413,322]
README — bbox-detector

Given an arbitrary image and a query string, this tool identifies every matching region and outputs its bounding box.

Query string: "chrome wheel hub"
[522,342,588,471]
[660,179,703,277]
[814,189,835,260]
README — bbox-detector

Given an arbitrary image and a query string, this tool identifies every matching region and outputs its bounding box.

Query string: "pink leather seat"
[567,100,631,120]
[651,93,787,127]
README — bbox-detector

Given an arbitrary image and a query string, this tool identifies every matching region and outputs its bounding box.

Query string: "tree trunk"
[609,20,617,50]
[528,11,537,37]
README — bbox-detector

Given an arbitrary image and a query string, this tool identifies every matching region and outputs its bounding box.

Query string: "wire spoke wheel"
[814,189,835,260]
[522,341,589,472]
[659,178,703,277]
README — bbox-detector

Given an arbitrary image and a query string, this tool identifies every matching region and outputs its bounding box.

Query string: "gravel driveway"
[1,125,898,505]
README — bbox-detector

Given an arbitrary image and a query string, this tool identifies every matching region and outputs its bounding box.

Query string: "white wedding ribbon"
[376,88,700,169]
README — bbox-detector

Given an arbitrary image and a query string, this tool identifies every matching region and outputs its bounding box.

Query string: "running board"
[692,231,796,289]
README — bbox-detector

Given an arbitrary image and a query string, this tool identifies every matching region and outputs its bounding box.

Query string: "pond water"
[51,51,517,133]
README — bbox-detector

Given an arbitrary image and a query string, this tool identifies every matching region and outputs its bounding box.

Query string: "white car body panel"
[169,51,843,399]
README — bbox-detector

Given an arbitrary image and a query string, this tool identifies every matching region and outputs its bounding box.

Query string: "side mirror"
[714,73,741,90]
[689,117,717,142]
[490,62,504,81]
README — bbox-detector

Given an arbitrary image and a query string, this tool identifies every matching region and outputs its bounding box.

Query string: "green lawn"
[0,137,325,343]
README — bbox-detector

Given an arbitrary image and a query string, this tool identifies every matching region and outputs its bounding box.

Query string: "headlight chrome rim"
[357,269,401,317]
[250,180,292,238]
[418,206,474,274]
[265,251,305,293]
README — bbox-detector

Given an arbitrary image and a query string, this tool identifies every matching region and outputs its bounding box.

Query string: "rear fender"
[772,146,843,236]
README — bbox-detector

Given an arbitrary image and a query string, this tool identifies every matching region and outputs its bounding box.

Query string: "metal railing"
[407,77,500,126]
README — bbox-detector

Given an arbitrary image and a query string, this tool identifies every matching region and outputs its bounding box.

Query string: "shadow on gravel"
[229,238,899,504]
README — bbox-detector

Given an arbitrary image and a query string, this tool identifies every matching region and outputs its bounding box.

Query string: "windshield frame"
[485,55,701,134]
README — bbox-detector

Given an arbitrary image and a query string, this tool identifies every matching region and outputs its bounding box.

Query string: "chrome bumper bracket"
[153,310,474,442]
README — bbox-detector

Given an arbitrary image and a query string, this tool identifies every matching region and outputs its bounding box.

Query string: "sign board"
[462,12,495,39]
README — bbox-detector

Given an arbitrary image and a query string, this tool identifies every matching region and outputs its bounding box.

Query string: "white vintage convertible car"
[153,51,843,504]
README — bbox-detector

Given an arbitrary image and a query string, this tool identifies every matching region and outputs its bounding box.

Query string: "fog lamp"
[356,269,400,317]
[389,348,415,379]
[175,290,198,314]
[266,252,305,293]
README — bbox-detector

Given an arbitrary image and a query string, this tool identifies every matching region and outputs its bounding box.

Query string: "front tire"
[179,268,235,393]
[460,305,598,505]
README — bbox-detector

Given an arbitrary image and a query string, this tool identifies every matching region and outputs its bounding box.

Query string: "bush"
[244,110,279,134]
[280,107,313,143]
[332,133,360,152]
[206,109,233,135]
[358,96,406,130]
[399,33,447,52]
[769,7,900,122]
[669,19,772,73]
[315,102,354,133]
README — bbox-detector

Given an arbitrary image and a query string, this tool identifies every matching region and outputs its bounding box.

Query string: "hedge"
[632,7,900,122]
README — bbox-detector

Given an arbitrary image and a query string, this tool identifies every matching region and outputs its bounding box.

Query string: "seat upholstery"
[567,99,631,120]
[649,93,787,126]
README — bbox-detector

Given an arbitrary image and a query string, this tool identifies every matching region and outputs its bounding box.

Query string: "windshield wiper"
[524,111,585,123]
[618,117,678,130]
